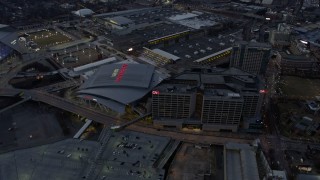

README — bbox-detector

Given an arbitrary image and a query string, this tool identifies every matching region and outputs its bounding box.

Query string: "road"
[126,125,253,145]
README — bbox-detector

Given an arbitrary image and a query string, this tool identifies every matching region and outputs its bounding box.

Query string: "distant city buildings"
[277,51,318,74]
[269,23,291,47]
[230,41,272,75]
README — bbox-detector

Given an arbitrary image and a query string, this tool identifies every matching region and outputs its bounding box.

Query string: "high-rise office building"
[230,41,272,75]
[201,90,244,132]
[152,84,196,128]
[152,68,264,132]
[242,91,264,118]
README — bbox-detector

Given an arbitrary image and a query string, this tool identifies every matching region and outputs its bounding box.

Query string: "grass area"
[28,29,72,48]
[280,76,320,98]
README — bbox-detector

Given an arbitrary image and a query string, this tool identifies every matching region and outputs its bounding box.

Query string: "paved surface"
[90,130,170,180]
[0,96,31,114]
[167,143,215,180]
[0,101,64,153]
[0,131,171,180]
[0,139,99,180]
[126,125,253,145]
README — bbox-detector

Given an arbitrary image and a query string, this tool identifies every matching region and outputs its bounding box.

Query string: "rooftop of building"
[107,16,134,25]
[167,11,229,30]
[155,67,261,95]
[98,7,182,25]
[225,142,260,180]
[80,63,155,89]
[175,67,257,84]
[155,83,197,94]
[77,63,166,113]
[0,24,27,54]
[93,130,171,179]
[235,41,272,49]
[160,32,242,62]
[296,174,320,180]
[203,89,242,99]
[279,51,312,61]
[105,22,191,49]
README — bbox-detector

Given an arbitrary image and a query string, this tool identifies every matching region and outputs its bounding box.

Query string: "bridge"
[112,113,152,131]
[34,79,81,92]
[0,88,117,125]
[15,71,59,78]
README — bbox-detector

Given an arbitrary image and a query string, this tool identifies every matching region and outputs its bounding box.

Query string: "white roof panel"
[152,49,180,61]
[168,13,198,21]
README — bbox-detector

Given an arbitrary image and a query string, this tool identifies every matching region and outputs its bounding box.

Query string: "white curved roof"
[74,9,94,17]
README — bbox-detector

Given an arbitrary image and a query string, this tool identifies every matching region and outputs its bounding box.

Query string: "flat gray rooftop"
[90,130,171,180]
[161,31,242,63]
[106,22,190,50]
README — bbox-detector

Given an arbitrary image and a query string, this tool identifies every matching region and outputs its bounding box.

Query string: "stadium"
[0,24,26,61]
[77,63,165,113]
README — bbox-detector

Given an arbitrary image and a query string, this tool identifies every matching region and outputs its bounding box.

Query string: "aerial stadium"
[0,24,26,61]
[77,63,165,113]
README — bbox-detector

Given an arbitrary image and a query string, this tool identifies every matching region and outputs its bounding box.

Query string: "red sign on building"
[259,89,267,94]
[115,64,128,83]
[152,90,160,95]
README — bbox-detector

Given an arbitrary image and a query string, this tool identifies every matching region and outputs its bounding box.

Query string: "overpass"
[0,88,117,125]
[112,113,152,131]
[34,79,81,92]
[15,71,59,78]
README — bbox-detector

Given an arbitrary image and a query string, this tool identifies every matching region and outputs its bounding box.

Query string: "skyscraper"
[230,41,272,75]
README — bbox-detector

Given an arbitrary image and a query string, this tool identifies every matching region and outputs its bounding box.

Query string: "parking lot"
[0,101,66,152]
[93,130,171,180]
[0,139,99,180]
[56,47,102,68]
[0,55,22,74]
[0,130,172,180]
